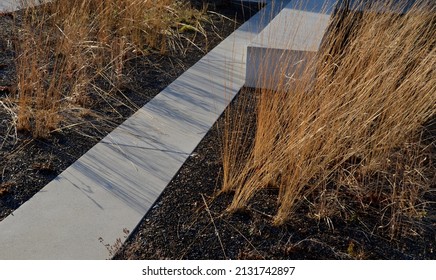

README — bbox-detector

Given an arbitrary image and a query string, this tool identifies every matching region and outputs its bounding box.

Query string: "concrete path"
[0,0,19,11]
[0,0,50,12]
[0,0,292,259]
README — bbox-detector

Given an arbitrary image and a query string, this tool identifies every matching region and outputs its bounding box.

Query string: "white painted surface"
[0,0,290,260]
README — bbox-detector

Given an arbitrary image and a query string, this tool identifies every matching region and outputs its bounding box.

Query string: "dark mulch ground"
[0,0,262,220]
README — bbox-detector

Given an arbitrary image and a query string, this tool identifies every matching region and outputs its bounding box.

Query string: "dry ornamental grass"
[222,0,435,238]
[5,0,209,138]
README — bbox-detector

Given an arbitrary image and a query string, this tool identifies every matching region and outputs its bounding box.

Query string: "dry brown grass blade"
[201,194,228,259]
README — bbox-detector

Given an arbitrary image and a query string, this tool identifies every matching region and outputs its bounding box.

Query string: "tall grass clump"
[12,0,208,138]
[222,0,435,237]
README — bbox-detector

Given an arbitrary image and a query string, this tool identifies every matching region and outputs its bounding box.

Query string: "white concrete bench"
[245,0,337,89]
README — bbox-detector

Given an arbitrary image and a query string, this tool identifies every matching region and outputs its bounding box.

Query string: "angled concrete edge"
[0,0,290,259]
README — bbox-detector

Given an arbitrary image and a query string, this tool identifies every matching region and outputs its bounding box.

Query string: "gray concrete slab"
[0,0,49,12]
[0,0,290,259]
[0,0,21,11]
[245,0,337,89]
[336,0,418,14]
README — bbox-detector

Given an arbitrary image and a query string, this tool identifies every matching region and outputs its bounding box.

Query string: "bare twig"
[201,194,228,259]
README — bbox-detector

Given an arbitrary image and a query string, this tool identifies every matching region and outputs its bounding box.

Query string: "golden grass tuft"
[10,0,208,138]
[222,0,435,237]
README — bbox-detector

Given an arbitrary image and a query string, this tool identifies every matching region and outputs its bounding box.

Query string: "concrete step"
[0,0,288,260]
[245,0,337,89]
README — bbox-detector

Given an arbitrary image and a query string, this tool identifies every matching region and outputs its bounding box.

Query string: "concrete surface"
[0,0,20,11]
[0,0,50,12]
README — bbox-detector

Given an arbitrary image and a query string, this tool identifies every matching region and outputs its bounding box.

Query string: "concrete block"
[245,0,336,89]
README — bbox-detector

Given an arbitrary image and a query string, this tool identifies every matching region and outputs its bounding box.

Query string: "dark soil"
[0,0,263,220]
[1,1,435,260]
